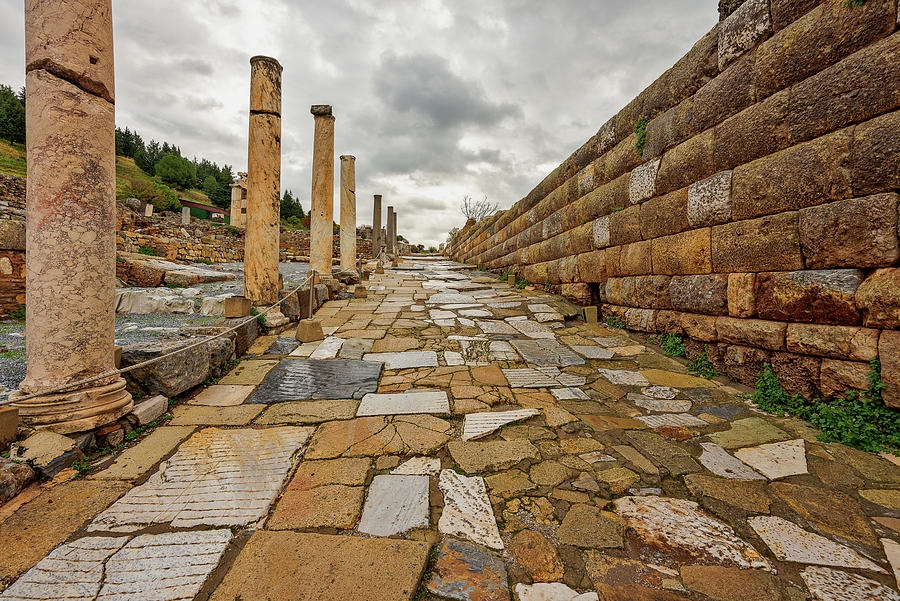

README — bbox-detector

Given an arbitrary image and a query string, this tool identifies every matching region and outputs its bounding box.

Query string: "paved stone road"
[2,258,900,601]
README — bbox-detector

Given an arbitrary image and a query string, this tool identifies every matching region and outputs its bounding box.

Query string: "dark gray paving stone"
[425,537,510,601]
[698,404,745,420]
[265,337,300,355]
[247,359,382,403]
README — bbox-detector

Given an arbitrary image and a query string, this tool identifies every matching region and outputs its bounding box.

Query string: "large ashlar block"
[877,331,900,408]
[819,358,871,398]
[628,158,660,204]
[640,188,689,239]
[625,308,657,332]
[656,129,716,196]
[682,313,718,342]
[849,109,900,196]
[609,206,642,246]
[618,241,651,276]
[592,216,610,248]
[727,273,756,317]
[711,213,802,273]
[716,317,786,351]
[688,171,732,227]
[731,129,852,221]
[713,91,791,173]
[855,268,900,329]
[576,250,605,282]
[651,228,712,275]
[755,269,863,326]
[756,0,896,99]
[799,193,899,269]
[718,0,771,70]
[669,274,728,315]
[785,323,879,361]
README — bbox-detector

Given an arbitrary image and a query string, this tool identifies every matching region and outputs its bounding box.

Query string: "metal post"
[308,270,316,320]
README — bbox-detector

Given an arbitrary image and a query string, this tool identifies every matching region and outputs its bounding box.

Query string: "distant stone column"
[11,0,132,433]
[229,182,243,228]
[310,105,335,274]
[243,56,282,305]
[386,206,395,255]
[339,155,356,271]
[181,206,190,225]
[371,194,382,259]
[392,211,399,254]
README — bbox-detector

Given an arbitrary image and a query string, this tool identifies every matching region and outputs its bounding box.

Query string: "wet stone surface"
[246,358,382,402]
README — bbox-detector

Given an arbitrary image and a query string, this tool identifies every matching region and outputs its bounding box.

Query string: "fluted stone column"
[339,155,356,271]
[392,211,399,254]
[371,194,382,259]
[310,105,334,274]
[386,206,395,256]
[230,183,243,228]
[243,56,282,305]
[11,0,132,433]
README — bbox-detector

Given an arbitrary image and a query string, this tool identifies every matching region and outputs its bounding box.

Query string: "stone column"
[386,206,395,255]
[339,155,356,271]
[243,56,282,306]
[392,211,399,254]
[310,105,334,274]
[11,0,132,433]
[371,194,382,258]
[229,183,243,228]
[181,206,190,225]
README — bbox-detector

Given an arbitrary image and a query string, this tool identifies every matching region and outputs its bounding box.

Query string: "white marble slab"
[502,367,587,388]
[438,469,504,549]
[509,319,555,339]
[444,351,464,366]
[357,474,430,537]
[597,369,650,387]
[462,409,540,441]
[357,391,450,416]
[570,346,615,359]
[641,386,679,399]
[698,442,765,480]
[363,350,439,370]
[515,583,600,601]
[748,516,885,572]
[476,320,518,335]
[309,336,344,359]
[392,457,442,476]
[629,394,692,413]
[801,566,900,601]
[552,388,590,400]
[534,313,563,323]
[734,439,807,480]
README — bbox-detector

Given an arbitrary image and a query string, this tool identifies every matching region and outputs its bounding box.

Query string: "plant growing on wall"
[634,117,648,155]
[687,345,719,379]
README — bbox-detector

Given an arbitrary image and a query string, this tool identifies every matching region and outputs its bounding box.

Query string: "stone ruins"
[0,1,898,601]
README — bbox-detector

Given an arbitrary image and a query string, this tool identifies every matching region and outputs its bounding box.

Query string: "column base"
[9,378,133,435]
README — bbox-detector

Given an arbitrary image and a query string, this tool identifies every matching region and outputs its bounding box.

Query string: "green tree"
[154,152,196,188]
[0,85,25,144]
[202,175,218,198]
[280,189,305,219]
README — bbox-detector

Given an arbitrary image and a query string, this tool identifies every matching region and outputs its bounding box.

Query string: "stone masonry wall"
[448,0,900,407]
[0,173,25,221]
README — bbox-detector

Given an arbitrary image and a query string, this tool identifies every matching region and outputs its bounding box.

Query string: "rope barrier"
[3,271,317,406]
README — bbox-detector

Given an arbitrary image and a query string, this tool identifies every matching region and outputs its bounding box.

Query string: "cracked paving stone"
[629,394,691,413]
[641,386,679,399]
[188,384,254,406]
[706,417,790,449]
[392,456,441,475]
[477,320,519,335]
[448,439,541,473]
[1,530,232,601]
[683,473,772,513]
[485,469,536,498]
[570,345,615,359]
[357,474,429,536]
[515,583,599,601]
[426,537,510,601]
[265,336,300,355]
[462,409,540,440]
[801,566,900,601]
[363,350,439,369]
[679,565,792,601]
[697,442,765,480]
[635,413,708,428]
[503,367,586,388]
[624,431,701,476]
[209,531,429,601]
[770,482,876,547]
[508,319,556,339]
[246,358,382,402]
[557,504,624,549]
[89,427,311,532]
[510,339,585,366]
[305,415,453,459]
[255,399,359,425]
[614,496,772,570]
[309,336,344,359]
[597,369,650,387]
[733,439,807,480]
[508,529,565,582]
[552,387,590,400]
[748,516,885,572]
[439,469,504,549]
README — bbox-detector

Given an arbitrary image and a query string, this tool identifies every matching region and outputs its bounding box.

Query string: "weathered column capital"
[310,104,333,116]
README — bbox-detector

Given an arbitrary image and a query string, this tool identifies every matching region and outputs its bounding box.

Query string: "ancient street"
[3,258,898,600]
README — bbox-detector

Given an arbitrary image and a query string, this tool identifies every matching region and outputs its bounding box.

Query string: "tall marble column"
[243,56,282,305]
[392,211,399,254]
[339,155,356,271]
[310,105,334,274]
[386,206,395,255]
[11,0,132,433]
[371,194,382,259]
[230,183,243,228]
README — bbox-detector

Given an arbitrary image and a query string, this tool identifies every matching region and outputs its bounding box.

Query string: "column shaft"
[243,56,282,305]
[386,206,395,255]
[310,106,335,274]
[371,194,382,259]
[339,156,356,271]
[12,0,132,433]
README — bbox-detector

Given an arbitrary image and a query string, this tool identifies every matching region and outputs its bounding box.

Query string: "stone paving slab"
[439,469,504,549]
[357,391,450,416]
[246,358,382,403]
[187,384,254,406]
[209,531,430,601]
[462,409,540,440]
[358,474,430,536]
[426,537,510,601]
[255,399,359,424]
[89,427,311,532]
[1,530,232,601]
[801,566,900,601]
[510,339,585,366]
[217,359,279,385]
[89,426,195,481]
[363,350,439,369]
[169,404,264,425]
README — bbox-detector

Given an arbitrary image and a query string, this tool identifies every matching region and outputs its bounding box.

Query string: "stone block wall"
[0,173,25,222]
[448,0,900,406]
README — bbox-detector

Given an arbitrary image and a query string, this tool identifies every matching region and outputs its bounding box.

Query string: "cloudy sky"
[0,1,717,247]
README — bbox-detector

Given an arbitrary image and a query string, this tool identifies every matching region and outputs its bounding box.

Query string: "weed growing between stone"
[515,277,528,290]
[8,303,25,320]
[137,245,159,256]
[249,307,267,328]
[633,116,648,155]
[650,333,686,358]
[687,345,719,379]
[752,359,899,453]
[498,273,508,282]
[605,315,625,329]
